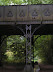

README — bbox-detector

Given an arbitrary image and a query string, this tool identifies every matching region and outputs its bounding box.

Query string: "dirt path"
[0,65,53,72]
[0,68,53,72]
[40,70,53,72]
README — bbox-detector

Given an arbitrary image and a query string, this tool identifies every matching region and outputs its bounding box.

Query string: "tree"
[5,35,26,63]
[34,35,53,64]
[0,0,53,5]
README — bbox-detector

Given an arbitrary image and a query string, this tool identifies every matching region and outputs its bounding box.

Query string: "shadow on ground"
[0,64,53,72]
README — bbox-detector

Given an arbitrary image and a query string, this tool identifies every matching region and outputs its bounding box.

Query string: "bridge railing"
[0,5,53,24]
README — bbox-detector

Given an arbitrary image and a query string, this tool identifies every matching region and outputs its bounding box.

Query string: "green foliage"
[6,35,26,63]
[34,35,53,64]
[0,0,53,5]
[1,35,53,64]
[5,50,14,63]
